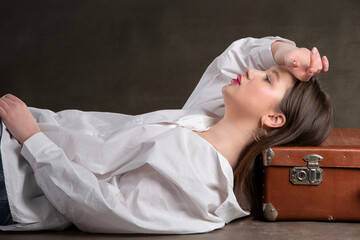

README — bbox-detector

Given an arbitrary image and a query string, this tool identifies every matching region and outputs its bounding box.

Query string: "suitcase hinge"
[290,154,323,185]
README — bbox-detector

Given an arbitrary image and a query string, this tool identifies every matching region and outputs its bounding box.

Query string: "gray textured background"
[1,0,359,128]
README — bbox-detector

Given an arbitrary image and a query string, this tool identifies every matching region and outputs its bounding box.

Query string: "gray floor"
[1,219,359,240]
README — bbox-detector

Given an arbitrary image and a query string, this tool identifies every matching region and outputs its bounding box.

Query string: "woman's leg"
[0,118,14,225]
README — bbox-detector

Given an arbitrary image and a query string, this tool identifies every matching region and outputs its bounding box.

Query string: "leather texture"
[321,129,360,147]
[263,128,360,221]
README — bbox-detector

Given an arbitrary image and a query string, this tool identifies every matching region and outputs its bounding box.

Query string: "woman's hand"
[284,47,329,82]
[0,94,40,145]
[272,41,329,82]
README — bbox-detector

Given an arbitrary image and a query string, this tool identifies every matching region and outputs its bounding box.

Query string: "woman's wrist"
[271,40,329,82]
[271,40,298,66]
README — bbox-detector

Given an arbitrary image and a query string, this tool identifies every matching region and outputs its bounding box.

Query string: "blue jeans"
[0,119,14,225]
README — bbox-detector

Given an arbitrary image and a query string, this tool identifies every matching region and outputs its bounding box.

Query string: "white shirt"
[0,36,294,233]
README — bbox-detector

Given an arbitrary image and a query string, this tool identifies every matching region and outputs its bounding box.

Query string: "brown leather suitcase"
[262,128,360,221]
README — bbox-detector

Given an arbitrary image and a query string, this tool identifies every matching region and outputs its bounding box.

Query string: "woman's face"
[222,66,297,122]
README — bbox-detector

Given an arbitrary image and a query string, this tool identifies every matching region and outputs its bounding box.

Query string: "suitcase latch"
[290,154,323,185]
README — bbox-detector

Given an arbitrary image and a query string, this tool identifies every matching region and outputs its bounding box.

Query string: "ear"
[261,112,286,129]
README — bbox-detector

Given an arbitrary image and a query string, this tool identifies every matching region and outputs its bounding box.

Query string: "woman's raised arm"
[183,37,295,116]
[271,40,329,82]
[183,37,329,116]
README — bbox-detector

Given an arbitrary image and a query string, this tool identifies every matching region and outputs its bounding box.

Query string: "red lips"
[232,74,242,85]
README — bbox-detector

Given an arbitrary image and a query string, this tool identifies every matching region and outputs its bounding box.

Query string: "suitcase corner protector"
[263,203,278,221]
[262,148,274,166]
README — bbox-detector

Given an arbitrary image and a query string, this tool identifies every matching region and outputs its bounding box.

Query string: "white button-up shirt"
[0,36,293,233]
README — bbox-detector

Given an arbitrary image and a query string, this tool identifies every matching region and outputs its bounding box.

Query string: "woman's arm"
[271,40,329,81]
[0,94,223,233]
[183,37,295,115]
[183,37,329,115]
[19,132,141,233]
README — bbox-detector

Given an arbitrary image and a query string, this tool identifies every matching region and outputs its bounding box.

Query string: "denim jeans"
[0,119,14,225]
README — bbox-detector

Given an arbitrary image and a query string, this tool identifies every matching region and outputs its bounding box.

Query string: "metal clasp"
[290,154,323,185]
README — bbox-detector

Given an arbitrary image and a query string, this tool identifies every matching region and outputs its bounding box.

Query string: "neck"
[196,116,256,168]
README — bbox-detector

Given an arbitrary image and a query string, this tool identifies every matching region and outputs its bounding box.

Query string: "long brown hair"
[233,77,333,218]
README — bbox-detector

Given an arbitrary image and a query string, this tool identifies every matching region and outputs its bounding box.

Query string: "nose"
[245,67,254,80]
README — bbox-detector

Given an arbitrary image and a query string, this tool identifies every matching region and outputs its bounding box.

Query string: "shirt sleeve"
[182,36,295,117]
[20,132,224,234]
[20,132,135,233]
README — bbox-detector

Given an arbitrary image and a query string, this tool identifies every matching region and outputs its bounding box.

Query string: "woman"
[0,37,331,233]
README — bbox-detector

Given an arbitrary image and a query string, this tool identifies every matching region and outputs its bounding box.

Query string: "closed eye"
[265,75,271,84]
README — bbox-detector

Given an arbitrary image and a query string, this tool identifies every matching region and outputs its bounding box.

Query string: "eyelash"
[265,75,271,84]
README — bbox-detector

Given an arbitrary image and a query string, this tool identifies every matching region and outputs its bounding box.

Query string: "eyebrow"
[271,70,280,81]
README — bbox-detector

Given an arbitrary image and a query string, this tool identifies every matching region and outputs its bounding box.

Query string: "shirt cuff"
[20,132,54,169]
[259,36,296,70]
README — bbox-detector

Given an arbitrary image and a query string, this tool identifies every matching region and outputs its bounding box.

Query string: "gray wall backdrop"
[1,0,359,128]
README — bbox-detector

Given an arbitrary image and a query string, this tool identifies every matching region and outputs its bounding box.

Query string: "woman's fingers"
[305,48,316,78]
[0,94,25,119]
[0,96,17,113]
[2,93,22,103]
[0,94,40,144]
[0,101,6,116]
[311,47,322,72]
[321,56,329,72]
[286,47,329,82]
[307,47,325,78]
[0,94,27,114]
[0,97,10,111]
